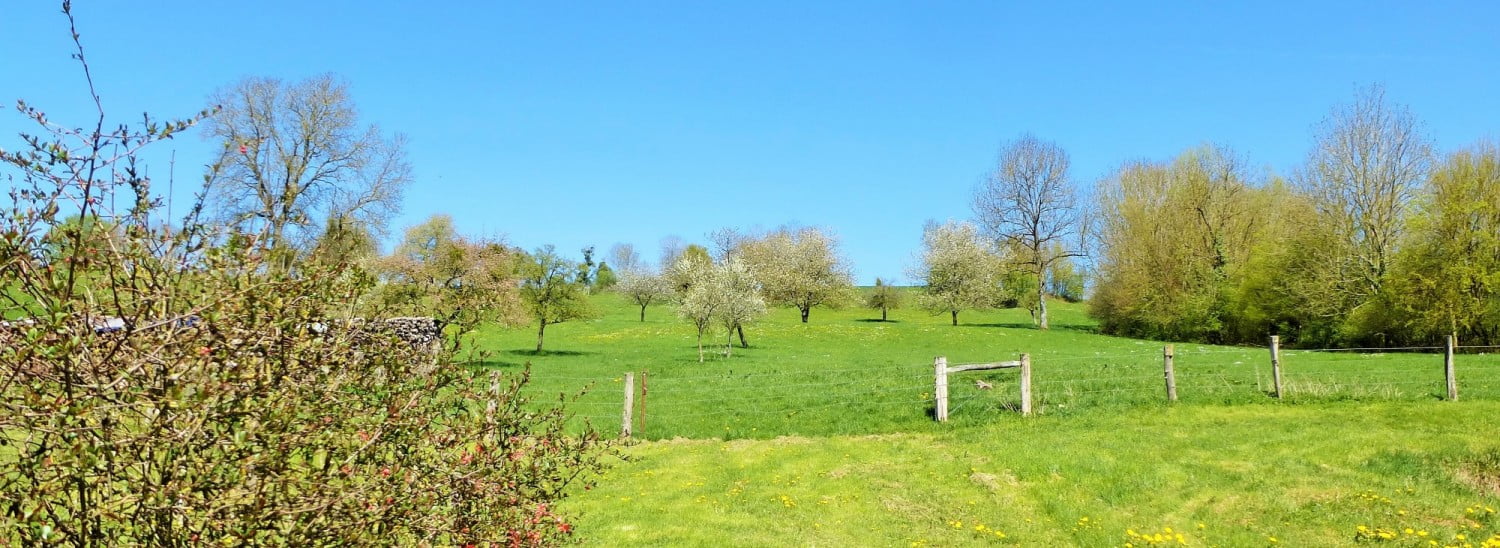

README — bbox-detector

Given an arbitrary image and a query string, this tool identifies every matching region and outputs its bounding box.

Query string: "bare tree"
[1297,85,1432,301]
[972,134,1085,330]
[609,243,643,274]
[204,74,411,254]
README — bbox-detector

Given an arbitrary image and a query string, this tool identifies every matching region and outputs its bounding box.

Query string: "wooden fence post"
[639,370,649,434]
[622,372,634,438]
[1445,334,1458,401]
[1163,345,1177,402]
[1020,353,1033,416]
[1269,335,1283,400]
[934,357,949,422]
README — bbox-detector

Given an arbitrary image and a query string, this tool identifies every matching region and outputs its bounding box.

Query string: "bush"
[0,5,615,544]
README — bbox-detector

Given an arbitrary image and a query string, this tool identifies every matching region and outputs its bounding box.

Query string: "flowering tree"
[740,227,855,323]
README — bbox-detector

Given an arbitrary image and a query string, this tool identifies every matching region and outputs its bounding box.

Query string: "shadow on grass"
[503,349,598,358]
[854,319,902,324]
[962,322,1100,334]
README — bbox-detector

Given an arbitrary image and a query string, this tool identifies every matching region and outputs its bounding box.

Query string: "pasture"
[473,293,1500,545]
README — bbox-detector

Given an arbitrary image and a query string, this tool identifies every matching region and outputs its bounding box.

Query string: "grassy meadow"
[471,292,1500,545]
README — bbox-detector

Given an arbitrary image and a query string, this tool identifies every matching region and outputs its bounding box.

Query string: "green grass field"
[472,293,1500,546]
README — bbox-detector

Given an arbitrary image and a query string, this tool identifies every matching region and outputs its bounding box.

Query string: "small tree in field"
[518,245,592,352]
[741,227,855,323]
[618,268,673,321]
[713,258,766,357]
[867,278,903,321]
[375,214,524,353]
[915,221,1000,326]
[674,257,719,362]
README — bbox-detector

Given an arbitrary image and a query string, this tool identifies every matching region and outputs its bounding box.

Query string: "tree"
[740,227,855,323]
[309,213,378,268]
[866,278,903,321]
[204,74,411,255]
[675,257,764,362]
[712,258,766,358]
[1294,85,1432,331]
[1089,147,1263,341]
[594,261,618,291]
[665,243,713,294]
[577,246,597,287]
[973,134,1085,330]
[375,214,523,353]
[609,243,642,274]
[1390,145,1500,344]
[914,221,999,326]
[673,256,719,362]
[518,246,592,352]
[617,269,673,321]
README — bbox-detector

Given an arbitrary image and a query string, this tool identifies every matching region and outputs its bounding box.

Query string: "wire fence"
[507,341,1500,437]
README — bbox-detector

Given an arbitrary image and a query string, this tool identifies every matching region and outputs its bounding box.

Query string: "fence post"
[1269,335,1283,399]
[1020,353,1033,416]
[622,372,634,438]
[1163,345,1177,403]
[639,370,649,434]
[934,357,949,422]
[1445,334,1458,401]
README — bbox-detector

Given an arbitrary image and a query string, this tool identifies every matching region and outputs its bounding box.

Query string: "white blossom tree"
[740,227,854,323]
[915,221,1001,326]
[617,268,673,322]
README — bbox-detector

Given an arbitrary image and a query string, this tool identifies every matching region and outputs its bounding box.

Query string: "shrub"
[0,5,615,544]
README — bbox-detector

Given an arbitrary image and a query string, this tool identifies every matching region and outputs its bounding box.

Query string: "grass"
[469,293,1500,545]
[561,402,1500,546]
[472,293,1500,440]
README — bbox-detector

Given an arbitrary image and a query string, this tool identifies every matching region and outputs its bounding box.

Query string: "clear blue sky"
[5,2,1497,284]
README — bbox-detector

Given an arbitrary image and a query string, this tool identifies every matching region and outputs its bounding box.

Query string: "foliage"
[617,268,673,322]
[374,214,524,353]
[738,227,855,323]
[674,256,765,362]
[518,245,593,352]
[914,221,999,326]
[594,261,618,292]
[1089,146,1262,342]
[0,8,613,544]
[866,278,903,321]
[1389,145,1500,345]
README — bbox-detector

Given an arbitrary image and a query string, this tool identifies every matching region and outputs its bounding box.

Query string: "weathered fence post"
[1445,334,1458,401]
[622,372,634,438]
[1269,335,1283,399]
[934,356,949,422]
[1163,344,1177,402]
[1019,353,1033,416]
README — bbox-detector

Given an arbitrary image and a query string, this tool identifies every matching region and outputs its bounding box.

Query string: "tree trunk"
[881,306,888,322]
[1037,268,1050,330]
[951,310,958,326]
[725,329,732,357]
[800,307,810,323]
[535,321,546,352]
[737,324,748,348]
[639,304,647,322]
[696,328,704,363]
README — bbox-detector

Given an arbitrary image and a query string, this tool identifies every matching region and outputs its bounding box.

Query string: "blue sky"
[4,2,1497,283]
